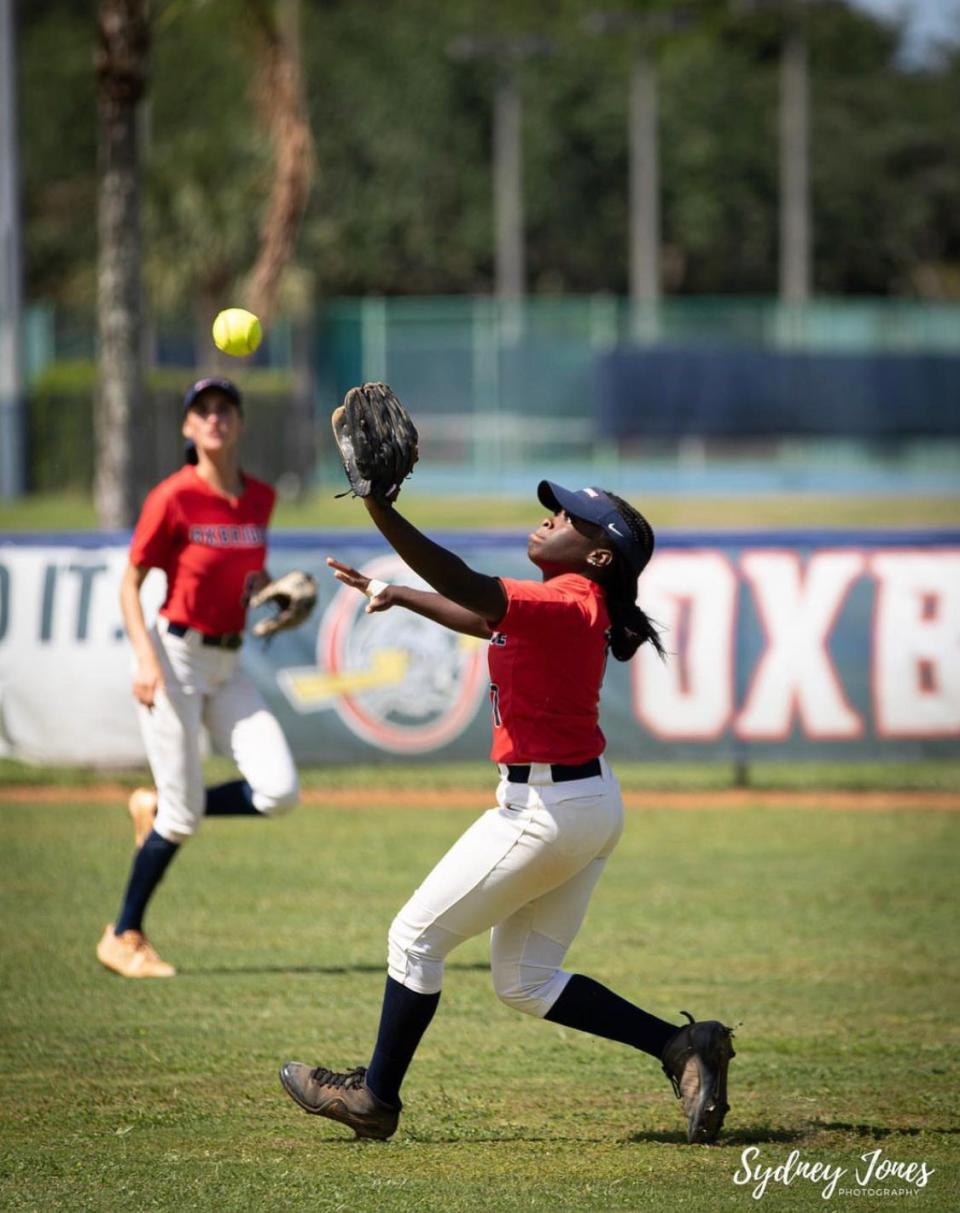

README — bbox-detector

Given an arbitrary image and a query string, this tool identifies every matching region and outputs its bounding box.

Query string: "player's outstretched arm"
[361,499,507,624]
[327,558,491,639]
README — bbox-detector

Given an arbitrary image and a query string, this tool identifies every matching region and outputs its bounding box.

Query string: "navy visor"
[537,480,654,574]
[182,377,242,414]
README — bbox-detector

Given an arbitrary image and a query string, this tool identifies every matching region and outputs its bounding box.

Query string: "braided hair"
[597,492,664,662]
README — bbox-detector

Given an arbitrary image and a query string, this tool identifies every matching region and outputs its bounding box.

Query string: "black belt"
[504,758,602,784]
[166,622,243,650]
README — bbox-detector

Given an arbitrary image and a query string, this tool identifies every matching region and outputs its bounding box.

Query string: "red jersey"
[129,466,275,635]
[487,574,610,764]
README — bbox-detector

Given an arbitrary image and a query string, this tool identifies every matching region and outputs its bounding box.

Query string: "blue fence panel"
[596,348,960,439]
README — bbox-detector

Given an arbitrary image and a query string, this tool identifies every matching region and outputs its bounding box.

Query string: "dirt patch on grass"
[2,785,959,811]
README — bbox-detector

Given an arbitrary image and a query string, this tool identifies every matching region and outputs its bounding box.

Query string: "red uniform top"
[129,466,275,635]
[487,574,610,764]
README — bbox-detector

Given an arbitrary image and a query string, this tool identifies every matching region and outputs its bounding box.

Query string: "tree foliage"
[19,0,960,307]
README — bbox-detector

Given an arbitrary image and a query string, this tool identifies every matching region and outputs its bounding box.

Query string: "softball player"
[96,377,299,979]
[280,482,734,1144]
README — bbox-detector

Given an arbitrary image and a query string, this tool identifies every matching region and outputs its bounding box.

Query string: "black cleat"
[661,1011,736,1144]
[279,1063,400,1140]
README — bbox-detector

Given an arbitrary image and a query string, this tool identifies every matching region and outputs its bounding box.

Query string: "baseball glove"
[249,570,318,638]
[331,382,419,502]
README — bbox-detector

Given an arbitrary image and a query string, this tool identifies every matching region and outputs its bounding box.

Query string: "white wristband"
[365,578,389,599]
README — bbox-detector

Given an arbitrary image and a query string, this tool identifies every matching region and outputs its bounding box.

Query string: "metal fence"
[22,296,960,495]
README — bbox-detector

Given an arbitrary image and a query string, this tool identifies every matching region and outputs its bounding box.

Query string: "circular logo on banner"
[318,555,489,754]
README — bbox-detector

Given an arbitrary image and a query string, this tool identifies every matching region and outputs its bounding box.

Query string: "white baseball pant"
[138,620,299,843]
[388,759,624,1018]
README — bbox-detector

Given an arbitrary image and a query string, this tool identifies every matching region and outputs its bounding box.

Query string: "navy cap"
[537,480,654,574]
[182,377,242,414]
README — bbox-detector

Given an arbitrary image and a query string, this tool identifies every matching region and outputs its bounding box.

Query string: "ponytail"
[605,571,665,662]
[595,490,664,661]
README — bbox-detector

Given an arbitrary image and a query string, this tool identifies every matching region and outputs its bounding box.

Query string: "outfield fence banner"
[0,530,958,766]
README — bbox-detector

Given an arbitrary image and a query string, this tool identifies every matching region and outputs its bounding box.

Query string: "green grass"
[1,796,958,1211]
[1,490,958,531]
[2,757,959,791]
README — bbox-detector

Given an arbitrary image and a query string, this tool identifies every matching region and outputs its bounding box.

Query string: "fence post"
[589,294,620,478]
[472,296,501,487]
[360,296,388,383]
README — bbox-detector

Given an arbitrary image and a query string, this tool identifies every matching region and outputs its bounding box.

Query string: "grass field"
[1,490,958,532]
[2,757,960,793]
[1,791,957,1212]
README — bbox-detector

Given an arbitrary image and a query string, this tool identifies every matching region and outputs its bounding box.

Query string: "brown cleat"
[127,787,158,848]
[661,1011,736,1144]
[279,1063,400,1140]
[96,923,176,978]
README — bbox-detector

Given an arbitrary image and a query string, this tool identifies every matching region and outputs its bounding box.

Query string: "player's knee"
[154,799,204,843]
[157,825,193,845]
[387,912,445,995]
[492,962,567,1018]
[252,776,299,817]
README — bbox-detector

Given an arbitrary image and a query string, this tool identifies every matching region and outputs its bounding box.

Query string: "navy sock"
[365,976,441,1107]
[544,974,679,1059]
[115,829,180,934]
[205,779,259,816]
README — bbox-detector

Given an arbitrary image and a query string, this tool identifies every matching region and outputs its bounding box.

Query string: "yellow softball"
[212,308,263,357]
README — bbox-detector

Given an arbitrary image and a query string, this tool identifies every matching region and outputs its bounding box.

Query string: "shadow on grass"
[178,960,491,978]
[812,1120,960,1139]
[627,1126,806,1146]
[305,1127,802,1147]
[274,1122,960,1148]
[626,1122,960,1148]
[304,1134,627,1147]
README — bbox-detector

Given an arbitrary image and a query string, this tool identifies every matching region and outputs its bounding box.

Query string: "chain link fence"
[20,296,960,498]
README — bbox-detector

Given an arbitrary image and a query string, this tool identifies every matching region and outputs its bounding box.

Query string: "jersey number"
[489,682,502,727]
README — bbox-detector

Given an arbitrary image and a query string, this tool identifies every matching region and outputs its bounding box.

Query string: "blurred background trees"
[20,0,960,314]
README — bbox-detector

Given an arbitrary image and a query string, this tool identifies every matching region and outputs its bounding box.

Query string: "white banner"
[0,545,168,763]
[1,533,958,765]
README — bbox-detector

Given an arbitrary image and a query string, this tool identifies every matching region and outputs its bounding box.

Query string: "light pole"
[584,11,689,334]
[734,0,814,303]
[628,35,660,309]
[0,0,25,498]
[449,34,551,304]
[779,13,810,303]
[447,34,549,482]
[493,60,525,301]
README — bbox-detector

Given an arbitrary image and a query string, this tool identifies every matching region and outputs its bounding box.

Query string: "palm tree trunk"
[245,0,314,324]
[94,0,149,527]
